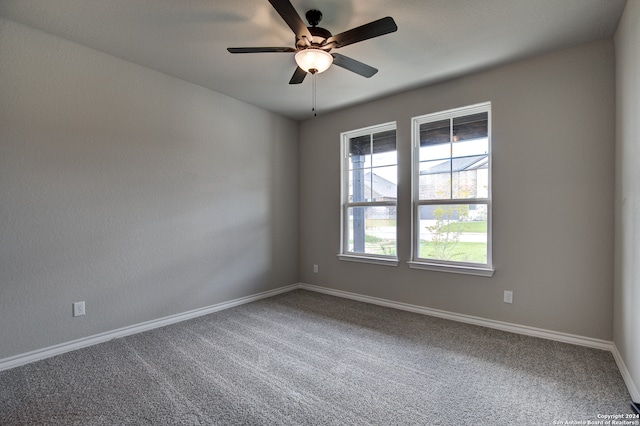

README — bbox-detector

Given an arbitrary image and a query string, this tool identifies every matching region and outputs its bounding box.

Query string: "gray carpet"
[0,290,633,425]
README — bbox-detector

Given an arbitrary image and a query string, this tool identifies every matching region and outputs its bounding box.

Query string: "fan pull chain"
[310,69,318,117]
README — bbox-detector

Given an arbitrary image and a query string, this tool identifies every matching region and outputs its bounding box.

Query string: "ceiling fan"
[227,0,398,84]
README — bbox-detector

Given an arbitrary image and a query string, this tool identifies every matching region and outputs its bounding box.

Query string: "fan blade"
[268,0,313,43]
[227,47,296,53]
[326,17,397,49]
[331,53,378,78]
[289,67,307,84]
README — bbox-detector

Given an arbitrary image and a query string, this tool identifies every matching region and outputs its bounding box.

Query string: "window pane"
[451,138,488,158]
[370,165,397,201]
[372,147,397,168]
[417,204,487,264]
[421,143,450,162]
[452,169,477,199]
[347,206,397,256]
[419,160,451,200]
[348,168,372,202]
[420,119,450,146]
[419,174,452,200]
[348,129,397,203]
[453,112,487,142]
[348,135,370,171]
[372,130,397,167]
[419,159,450,174]
[452,166,489,199]
[475,166,489,198]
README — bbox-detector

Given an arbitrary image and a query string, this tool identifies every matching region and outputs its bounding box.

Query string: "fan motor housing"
[296,9,333,49]
[296,26,332,49]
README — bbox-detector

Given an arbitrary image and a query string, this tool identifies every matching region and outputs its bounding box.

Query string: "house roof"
[365,172,396,199]
[348,172,397,200]
[420,155,488,175]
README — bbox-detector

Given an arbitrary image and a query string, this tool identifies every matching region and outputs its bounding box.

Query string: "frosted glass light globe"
[294,49,333,74]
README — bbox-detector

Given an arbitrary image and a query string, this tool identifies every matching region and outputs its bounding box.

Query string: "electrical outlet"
[73,301,85,317]
[503,291,513,304]
[313,264,319,273]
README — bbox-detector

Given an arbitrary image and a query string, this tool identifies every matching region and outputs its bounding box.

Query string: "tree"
[425,204,469,260]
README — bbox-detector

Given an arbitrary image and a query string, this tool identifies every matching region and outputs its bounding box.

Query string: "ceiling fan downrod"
[305,9,322,27]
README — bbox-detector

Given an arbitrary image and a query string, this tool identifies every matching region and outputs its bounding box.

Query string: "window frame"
[338,122,399,267]
[408,103,494,276]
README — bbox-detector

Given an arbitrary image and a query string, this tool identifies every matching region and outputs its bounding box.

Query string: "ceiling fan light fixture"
[295,49,333,74]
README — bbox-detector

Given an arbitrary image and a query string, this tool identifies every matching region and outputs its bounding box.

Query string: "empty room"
[1,0,639,424]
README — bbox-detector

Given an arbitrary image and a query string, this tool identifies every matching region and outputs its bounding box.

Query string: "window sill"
[337,254,399,267]
[407,261,494,277]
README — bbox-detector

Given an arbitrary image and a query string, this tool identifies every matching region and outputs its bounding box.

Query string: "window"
[339,122,398,266]
[409,103,493,276]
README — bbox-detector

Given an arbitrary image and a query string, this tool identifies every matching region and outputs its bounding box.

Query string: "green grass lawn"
[347,221,486,259]
[437,221,487,233]
[419,241,487,263]
[352,236,485,261]
[365,219,397,227]
[346,234,397,256]
[355,239,483,260]
[365,234,385,243]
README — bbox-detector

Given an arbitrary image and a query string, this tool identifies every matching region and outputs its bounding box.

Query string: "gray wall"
[0,18,299,360]
[614,0,640,400]
[299,40,615,340]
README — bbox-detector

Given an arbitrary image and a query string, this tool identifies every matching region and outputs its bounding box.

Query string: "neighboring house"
[348,172,397,202]
[346,160,490,222]
[348,172,397,219]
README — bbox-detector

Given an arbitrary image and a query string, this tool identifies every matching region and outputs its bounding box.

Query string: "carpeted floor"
[0,290,634,425]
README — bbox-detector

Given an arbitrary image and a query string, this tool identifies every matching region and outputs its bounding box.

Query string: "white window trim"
[337,254,399,267]
[409,102,494,276]
[407,261,494,277]
[339,122,398,265]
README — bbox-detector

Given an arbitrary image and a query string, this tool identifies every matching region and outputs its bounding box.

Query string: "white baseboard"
[0,284,298,372]
[297,283,614,351]
[611,344,640,402]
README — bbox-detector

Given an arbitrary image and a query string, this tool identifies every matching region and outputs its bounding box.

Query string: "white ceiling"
[0,0,627,121]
